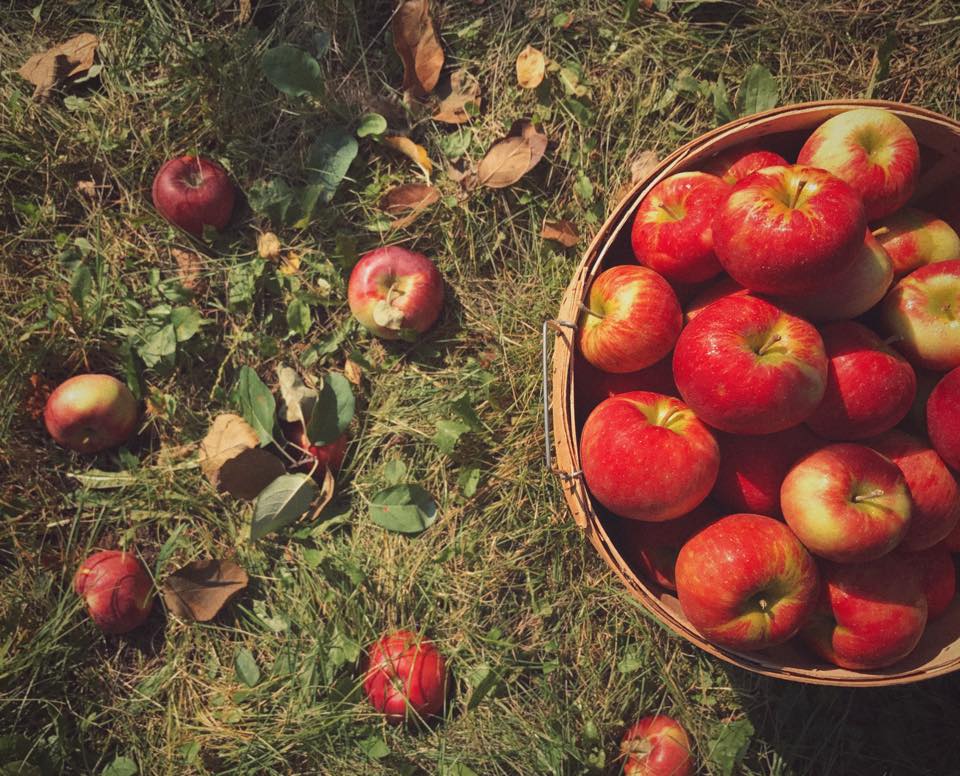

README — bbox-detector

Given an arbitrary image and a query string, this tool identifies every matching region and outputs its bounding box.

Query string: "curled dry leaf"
[382,135,433,181]
[380,183,440,230]
[309,466,337,520]
[516,45,546,89]
[172,248,206,295]
[476,120,548,189]
[199,413,286,500]
[279,250,301,276]
[541,219,580,247]
[344,359,363,386]
[432,69,481,124]
[257,231,281,260]
[162,559,249,622]
[393,0,444,99]
[276,366,317,425]
[18,32,99,99]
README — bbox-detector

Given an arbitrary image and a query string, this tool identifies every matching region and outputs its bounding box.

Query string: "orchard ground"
[3,1,960,774]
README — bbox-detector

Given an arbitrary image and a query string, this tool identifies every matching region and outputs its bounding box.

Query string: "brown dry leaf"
[516,46,546,89]
[257,231,281,260]
[476,120,548,189]
[162,559,249,622]
[76,180,97,199]
[199,414,286,500]
[18,33,99,99]
[344,359,363,385]
[308,467,337,520]
[432,69,481,124]
[382,135,433,181]
[393,0,444,99]
[613,150,661,203]
[541,219,580,247]
[22,374,52,421]
[238,0,253,23]
[172,248,206,295]
[279,250,301,276]
[380,183,440,214]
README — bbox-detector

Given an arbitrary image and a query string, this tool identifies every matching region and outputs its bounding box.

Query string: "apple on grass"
[882,259,960,371]
[577,265,682,374]
[712,164,866,295]
[573,356,677,419]
[804,321,916,441]
[867,430,960,551]
[796,107,920,221]
[580,391,719,522]
[44,374,138,454]
[674,513,820,651]
[905,545,957,620]
[701,144,788,185]
[151,155,235,236]
[620,715,693,776]
[73,550,153,634]
[630,171,729,283]
[348,246,444,340]
[873,208,960,277]
[363,629,447,724]
[927,365,960,471]
[802,553,927,670]
[280,420,348,473]
[672,295,828,435]
[781,443,912,563]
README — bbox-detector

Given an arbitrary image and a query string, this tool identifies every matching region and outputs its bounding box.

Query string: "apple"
[882,260,960,371]
[804,321,916,440]
[701,144,788,185]
[712,164,866,295]
[801,553,927,670]
[711,426,819,517]
[577,265,682,374]
[630,171,729,283]
[44,374,138,454]
[684,276,751,323]
[580,391,719,522]
[280,419,348,473]
[771,231,893,323]
[781,443,912,563]
[674,513,820,651]
[151,155,235,236]
[927,365,960,470]
[612,503,718,590]
[672,295,827,434]
[573,356,677,419]
[796,107,920,221]
[73,550,153,634]
[867,430,960,551]
[620,715,693,776]
[873,208,960,277]
[363,629,447,724]
[945,520,960,553]
[905,545,957,620]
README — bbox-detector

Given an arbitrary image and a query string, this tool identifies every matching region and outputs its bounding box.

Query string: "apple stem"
[757,334,782,356]
[579,302,605,321]
[789,179,808,209]
[757,598,768,612]
[872,226,889,238]
[658,203,684,221]
[853,488,885,503]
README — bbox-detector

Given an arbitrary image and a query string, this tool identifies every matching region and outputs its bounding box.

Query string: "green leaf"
[383,459,407,485]
[261,44,323,98]
[738,64,779,116]
[457,466,480,498]
[450,395,483,431]
[251,474,317,541]
[247,178,295,226]
[706,718,754,776]
[234,647,261,687]
[227,259,265,310]
[434,419,471,455]
[101,756,137,776]
[305,127,359,204]
[712,76,735,124]
[170,306,202,342]
[356,113,387,138]
[286,297,312,337]
[292,184,324,228]
[69,263,93,306]
[305,372,354,445]
[573,170,594,201]
[137,323,176,368]
[313,30,331,58]
[465,663,500,711]
[369,484,438,534]
[231,366,277,445]
[617,650,644,674]
[358,735,389,760]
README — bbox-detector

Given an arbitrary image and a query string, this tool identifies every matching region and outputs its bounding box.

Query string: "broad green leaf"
[358,735,389,760]
[170,306,202,341]
[251,474,317,540]
[356,113,387,138]
[712,76,735,124]
[383,459,407,485]
[227,259,265,310]
[369,484,438,534]
[443,765,479,776]
[247,178,295,226]
[433,419,471,455]
[292,184,324,228]
[738,64,779,116]
[328,628,361,667]
[450,395,482,430]
[305,127,358,204]
[231,366,277,446]
[137,323,176,367]
[286,297,312,337]
[457,466,480,498]
[305,372,354,445]
[69,264,93,306]
[101,756,137,776]
[617,650,644,674]
[234,647,261,687]
[262,44,323,98]
[706,718,754,776]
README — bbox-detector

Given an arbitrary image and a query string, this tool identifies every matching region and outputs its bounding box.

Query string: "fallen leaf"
[309,467,337,520]
[199,414,286,500]
[541,218,580,247]
[344,359,363,385]
[238,0,253,23]
[380,183,440,214]
[393,0,444,99]
[613,150,661,203]
[432,70,481,124]
[257,232,281,260]
[18,33,99,99]
[162,559,249,622]
[276,366,317,426]
[382,135,433,181]
[76,180,97,199]
[516,45,546,89]
[476,120,548,189]
[172,248,206,295]
[279,250,301,276]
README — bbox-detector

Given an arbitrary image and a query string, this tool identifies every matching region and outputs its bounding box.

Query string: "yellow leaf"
[257,231,281,260]
[382,135,433,181]
[279,251,301,276]
[541,219,580,247]
[516,45,546,89]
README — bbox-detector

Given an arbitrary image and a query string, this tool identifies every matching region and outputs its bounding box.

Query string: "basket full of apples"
[546,100,960,686]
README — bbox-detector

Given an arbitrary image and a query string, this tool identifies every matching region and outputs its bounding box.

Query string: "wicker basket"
[546,99,960,686]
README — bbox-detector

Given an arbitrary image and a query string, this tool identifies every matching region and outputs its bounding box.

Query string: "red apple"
[280,419,348,473]
[867,430,960,551]
[73,550,153,634]
[151,155,235,236]
[44,374,138,454]
[905,545,957,620]
[711,426,819,517]
[674,513,820,650]
[804,321,916,440]
[944,520,960,553]
[882,259,960,371]
[630,171,729,283]
[802,553,927,670]
[620,715,693,776]
[672,295,827,434]
[797,107,920,221]
[701,144,788,185]
[927,366,960,470]
[580,391,719,522]
[577,265,682,374]
[363,629,447,724]
[781,443,912,563]
[573,356,677,419]
[873,208,960,277]
[683,276,751,323]
[712,165,866,295]
[904,368,940,434]
[348,246,443,340]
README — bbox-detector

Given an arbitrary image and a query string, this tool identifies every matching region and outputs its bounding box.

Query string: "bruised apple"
[73,550,153,634]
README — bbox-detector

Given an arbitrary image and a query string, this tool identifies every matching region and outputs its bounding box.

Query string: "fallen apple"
[151,155,235,236]
[73,550,153,634]
[620,715,694,776]
[44,374,138,454]
[363,629,447,724]
[280,419,348,473]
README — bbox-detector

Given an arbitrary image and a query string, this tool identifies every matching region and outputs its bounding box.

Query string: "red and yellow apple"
[873,208,960,277]
[151,155,235,236]
[927,365,960,470]
[580,391,719,522]
[44,374,138,454]
[363,629,447,724]
[905,545,957,620]
[620,715,694,776]
[702,144,788,185]
[573,356,677,419]
[73,550,153,634]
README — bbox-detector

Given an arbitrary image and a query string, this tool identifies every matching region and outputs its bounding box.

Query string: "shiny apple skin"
[621,715,694,776]
[702,145,789,185]
[151,155,235,236]
[674,513,820,651]
[874,207,960,277]
[44,374,138,454]
[73,550,153,634]
[927,366,960,471]
[905,544,957,620]
[363,629,447,724]
[683,276,752,324]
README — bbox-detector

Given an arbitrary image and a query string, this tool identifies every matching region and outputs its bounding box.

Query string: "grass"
[3,0,960,774]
